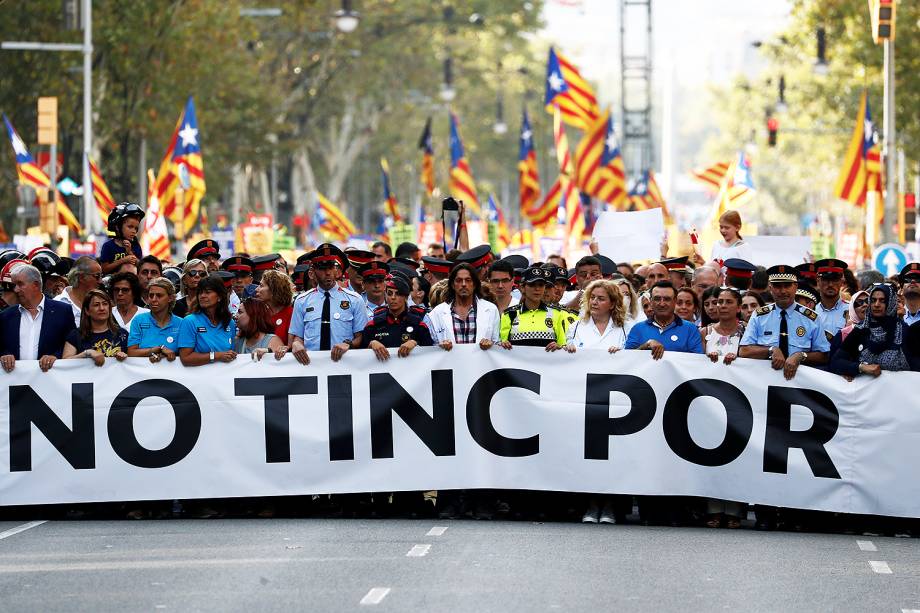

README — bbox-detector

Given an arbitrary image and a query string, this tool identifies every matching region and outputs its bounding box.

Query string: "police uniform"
[724,258,757,290]
[221,255,258,300]
[900,263,920,326]
[187,239,221,265]
[499,267,568,346]
[358,261,389,318]
[359,276,433,349]
[813,258,849,338]
[289,244,369,350]
[740,265,830,356]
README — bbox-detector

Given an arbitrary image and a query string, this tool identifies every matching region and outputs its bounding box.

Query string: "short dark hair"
[751,268,769,290]
[488,259,515,278]
[371,241,392,256]
[650,280,677,297]
[394,242,419,259]
[138,255,163,273]
[446,262,481,302]
[109,271,143,303]
[576,256,601,270]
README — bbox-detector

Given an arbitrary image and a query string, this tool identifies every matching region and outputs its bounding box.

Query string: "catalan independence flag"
[155,96,205,235]
[710,152,756,222]
[628,170,673,224]
[2,114,82,234]
[544,47,600,131]
[315,192,357,241]
[834,91,882,207]
[525,106,577,229]
[142,169,171,261]
[418,117,435,197]
[691,160,731,192]
[88,157,116,225]
[574,109,627,209]
[380,158,401,222]
[518,109,541,216]
[448,112,480,215]
[486,194,512,251]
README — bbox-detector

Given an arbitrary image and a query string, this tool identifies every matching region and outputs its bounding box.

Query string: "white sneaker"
[599,501,617,524]
[582,502,600,523]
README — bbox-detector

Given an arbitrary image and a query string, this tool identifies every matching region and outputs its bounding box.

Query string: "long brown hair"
[79,288,121,340]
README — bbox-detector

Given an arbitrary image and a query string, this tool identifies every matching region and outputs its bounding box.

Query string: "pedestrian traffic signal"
[900,193,916,243]
[869,0,897,44]
[766,117,778,147]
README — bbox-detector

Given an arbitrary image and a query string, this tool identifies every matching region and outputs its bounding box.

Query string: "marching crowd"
[2,203,920,532]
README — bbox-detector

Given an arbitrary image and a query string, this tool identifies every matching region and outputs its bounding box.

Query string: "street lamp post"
[334,0,360,33]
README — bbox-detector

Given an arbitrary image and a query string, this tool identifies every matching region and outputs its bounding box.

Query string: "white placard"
[743,235,812,267]
[592,209,665,262]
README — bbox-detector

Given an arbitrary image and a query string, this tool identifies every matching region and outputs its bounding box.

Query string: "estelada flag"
[544,47,600,131]
[834,91,882,207]
[155,96,206,235]
[518,109,541,216]
[418,117,435,197]
[574,109,627,209]
[449,112,480,215]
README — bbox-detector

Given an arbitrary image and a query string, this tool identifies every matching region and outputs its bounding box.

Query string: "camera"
[441,197,460,211]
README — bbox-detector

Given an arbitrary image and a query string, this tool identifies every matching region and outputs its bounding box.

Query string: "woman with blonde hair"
[611,276,642,324]
[711,210,753,263]
[173,258,208,317]
[564,279,631,354]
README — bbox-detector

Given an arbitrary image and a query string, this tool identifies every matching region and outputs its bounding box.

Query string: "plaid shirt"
[450,300,477,344]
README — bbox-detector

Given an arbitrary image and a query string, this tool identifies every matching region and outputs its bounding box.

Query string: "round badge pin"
[406,326,413,333]
[166,336,174,343]
[670,335,678,341]
[275,318,283,326]
[334,313,341,319]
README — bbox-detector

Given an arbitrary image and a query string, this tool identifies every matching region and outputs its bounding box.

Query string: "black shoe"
[473,502,495,520]
[438,504,459,520]
[755,519,775,531]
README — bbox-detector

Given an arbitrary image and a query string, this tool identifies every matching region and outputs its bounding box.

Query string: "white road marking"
[406,544,431,557]
[0,521,46,541]
[901,609,920,613]
[359,587,390,605]
[426,526,448,536]
[857,540,877,552]
[868,560,892,574]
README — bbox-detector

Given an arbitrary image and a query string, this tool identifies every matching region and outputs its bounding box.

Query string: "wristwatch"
[800,352,808,363]
[768,346,775,359]
[209,351,215,363]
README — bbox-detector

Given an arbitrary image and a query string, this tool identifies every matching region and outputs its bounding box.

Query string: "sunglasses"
[853,299,868,308]
[186,270,208,279]
[113,287,132,294]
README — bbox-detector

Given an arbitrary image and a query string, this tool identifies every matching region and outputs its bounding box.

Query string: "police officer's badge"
[545,317,553,328]
[401,334,410,342]
[796,325,806,337]
[340,300,350,309]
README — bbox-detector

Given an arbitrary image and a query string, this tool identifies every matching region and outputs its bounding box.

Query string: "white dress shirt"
[19,297,46,360]
[54,288,82,327]
[114,306,150,331]
[565,315,631,350]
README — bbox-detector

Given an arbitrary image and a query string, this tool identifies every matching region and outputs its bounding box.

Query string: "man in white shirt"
[428,263,500,349]
[55,256,102,327]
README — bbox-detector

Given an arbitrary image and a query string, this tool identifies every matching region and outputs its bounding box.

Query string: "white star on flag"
[10,131,27,157]
[520,128,532,144]
[178,123,198,148]
[604,130,618,153]
[547,72,565,92]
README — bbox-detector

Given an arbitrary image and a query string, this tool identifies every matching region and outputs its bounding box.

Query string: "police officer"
[289,243,368,363]
[900,263,920,326]
[187,239,221,273]
[359,261,389,317]
[220,255,256,301]
[359,275,433,358]
[814,258,849,337]
[739,264,830,380]
[724,258,757,291]
[795,284,819,311]
[499,267,568,350]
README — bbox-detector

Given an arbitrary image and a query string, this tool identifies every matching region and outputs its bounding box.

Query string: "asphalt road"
[0,518,918,612]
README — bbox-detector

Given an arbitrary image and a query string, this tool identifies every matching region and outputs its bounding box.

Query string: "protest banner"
[2,347,918,518]
[593,209,665,262]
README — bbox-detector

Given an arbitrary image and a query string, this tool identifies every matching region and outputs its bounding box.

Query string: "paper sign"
[592,209,665,262]
[743,235,812,267]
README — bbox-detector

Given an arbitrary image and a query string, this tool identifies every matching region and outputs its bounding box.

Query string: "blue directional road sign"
[873,243,908,277]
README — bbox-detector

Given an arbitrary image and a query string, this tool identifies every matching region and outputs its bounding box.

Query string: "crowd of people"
[2,203,919,533]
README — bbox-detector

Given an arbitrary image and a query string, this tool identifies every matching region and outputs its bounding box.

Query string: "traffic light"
[869,0,897,44]
[766,117,778,147]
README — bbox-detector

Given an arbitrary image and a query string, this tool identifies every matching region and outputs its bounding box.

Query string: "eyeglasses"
[853,299,868,308]
[186,270,208,279]
[113,287,132,294]
[84,272,102,279]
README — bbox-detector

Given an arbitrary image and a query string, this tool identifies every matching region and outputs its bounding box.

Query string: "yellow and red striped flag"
[142,169,171,261]
[88,157,116,225]
[835,91,883,207]
[691,160,731,192]
[315,192,357,241]
[380,158,401,222]
[2,114,82,234]
[155,96,205,236]
[574,109,627,209]
[418,117,435,197]
[518,109,541,216]
[544,47,600,131]
[448,112,480,215]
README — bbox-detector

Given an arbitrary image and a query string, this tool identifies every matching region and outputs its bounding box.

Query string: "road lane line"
[900,609,920,612]
[360,587,390,605]
[857,540,877,552]
[426,526,448,536]
[868,560,892,574]
[406,544,431,557]
[0,521,46,541]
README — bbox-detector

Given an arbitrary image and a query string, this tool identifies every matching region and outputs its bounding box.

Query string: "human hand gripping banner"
[1,346,919,518]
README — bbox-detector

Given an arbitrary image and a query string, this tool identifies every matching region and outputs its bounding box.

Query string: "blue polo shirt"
[128,312,184,351]
[624,316,704,354]
[177,312,237,353]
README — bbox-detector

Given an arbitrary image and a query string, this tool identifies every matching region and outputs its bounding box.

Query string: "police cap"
[421,256,454,276]
[359,261,390,280]
[815,258,848,278]
[251,253,281,272]
[795,284,819,304]
[385,274,411,296]
[522,266,554,285]
[308,243,348,269]
[724,258,757,279]
[794,262,818,281]
[899,262,920,283]
[766,264,798,284]
[187,239,220,263]
[220,255,254,277]
[455,244,493,269]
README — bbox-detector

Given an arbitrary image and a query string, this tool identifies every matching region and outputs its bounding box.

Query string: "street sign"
[872,242,908,277]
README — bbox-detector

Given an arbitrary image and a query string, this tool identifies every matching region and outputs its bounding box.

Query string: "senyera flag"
[448,112,480,216]
[89,157,116,225]
[156,96,206,236]
[418,117,435,197]
[2,114,82,234]
[142,169,171,261]
[316,192,357,241]
[380,157,400,222]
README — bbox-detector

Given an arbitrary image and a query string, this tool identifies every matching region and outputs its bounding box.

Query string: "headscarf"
[855,283,910,371]
[840,289,868,342]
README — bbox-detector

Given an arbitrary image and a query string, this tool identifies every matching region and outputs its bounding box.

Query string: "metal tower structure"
[620,0,653,180]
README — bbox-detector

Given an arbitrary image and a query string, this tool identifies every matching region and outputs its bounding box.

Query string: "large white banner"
[1,347,919,518]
